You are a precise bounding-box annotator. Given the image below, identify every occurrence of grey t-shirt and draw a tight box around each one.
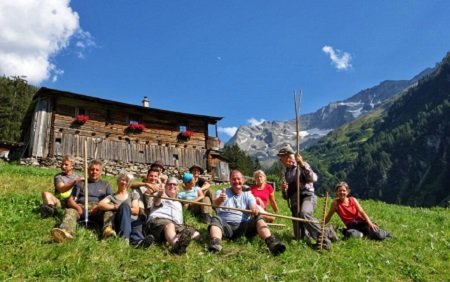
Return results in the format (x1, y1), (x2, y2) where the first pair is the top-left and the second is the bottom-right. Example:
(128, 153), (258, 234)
(71, 179), (113, 204)
(215, 188), (256, 223)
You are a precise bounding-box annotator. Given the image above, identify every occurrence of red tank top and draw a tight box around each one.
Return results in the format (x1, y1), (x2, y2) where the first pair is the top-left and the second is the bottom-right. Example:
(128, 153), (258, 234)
(335, 197), (364, 226)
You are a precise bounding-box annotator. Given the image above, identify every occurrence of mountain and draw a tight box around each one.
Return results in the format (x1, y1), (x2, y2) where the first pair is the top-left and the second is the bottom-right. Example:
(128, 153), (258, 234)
(305, 52), (450, 207)
(227, 67), (436, 167)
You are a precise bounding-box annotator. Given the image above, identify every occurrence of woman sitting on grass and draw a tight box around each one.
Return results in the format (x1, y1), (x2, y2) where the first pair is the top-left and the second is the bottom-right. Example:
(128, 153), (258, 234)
(98, 172), (154, 248)
(250, 170), (279, 222)
(325, 182), (390, 240)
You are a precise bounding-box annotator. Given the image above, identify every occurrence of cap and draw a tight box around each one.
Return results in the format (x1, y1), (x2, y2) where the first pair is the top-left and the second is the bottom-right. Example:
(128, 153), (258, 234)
(189, 164), (204, 174)
(182, 173), (194, 184)
(277, 144), (295, 156)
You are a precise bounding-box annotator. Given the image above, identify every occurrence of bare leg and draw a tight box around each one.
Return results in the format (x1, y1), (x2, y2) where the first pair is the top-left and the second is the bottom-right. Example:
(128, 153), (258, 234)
(209, 225), (223, 240)
(256, 219), (271, 240)
(164, 223), (177, 246)
(42, 192), (58, 206)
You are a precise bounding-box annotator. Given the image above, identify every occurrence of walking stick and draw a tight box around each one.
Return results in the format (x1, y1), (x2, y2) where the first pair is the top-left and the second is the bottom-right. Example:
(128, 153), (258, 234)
(318, 192), (329, 251)
(294, 90), (303, 239)
(148, 195), (321, 224)
(83, 139), (89, 227)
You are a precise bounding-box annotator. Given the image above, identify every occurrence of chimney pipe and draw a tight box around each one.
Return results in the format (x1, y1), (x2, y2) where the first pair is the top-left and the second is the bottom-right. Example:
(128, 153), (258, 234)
(142, 96), (149, 107)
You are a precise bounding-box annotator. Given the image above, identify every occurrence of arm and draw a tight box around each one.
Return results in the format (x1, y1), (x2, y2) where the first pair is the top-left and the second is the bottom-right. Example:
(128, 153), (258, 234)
(97, 197), (117, 211)
(131, 198), (140, 216)
(200, 181), (211, 192)
(324, 200), (337, 224)
(268, 192), (279, 213)
(353, 198), (378, 231)
(193, 187), (205, 202)
(153, 186), (164, 207)
(67, 196), (83, 216)
(54, 175), (82, 193)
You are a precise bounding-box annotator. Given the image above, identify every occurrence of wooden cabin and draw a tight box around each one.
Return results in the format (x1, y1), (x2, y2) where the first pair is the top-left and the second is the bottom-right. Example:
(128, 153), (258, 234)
(25, 87), (228, 179)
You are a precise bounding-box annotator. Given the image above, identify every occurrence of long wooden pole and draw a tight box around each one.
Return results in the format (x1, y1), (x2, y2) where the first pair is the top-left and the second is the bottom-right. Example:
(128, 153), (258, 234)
(294, 90), (303, 239)
(149, 195), (321, 224)
(84, 139), (89, 226)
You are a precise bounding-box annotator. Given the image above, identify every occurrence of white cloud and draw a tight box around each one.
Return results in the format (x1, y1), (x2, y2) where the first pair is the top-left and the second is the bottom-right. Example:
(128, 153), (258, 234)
(247, 118), (266, 126)
(322, 45), (352, 70)
(0, 0), (94, 84)
(218, 126), (238, 137)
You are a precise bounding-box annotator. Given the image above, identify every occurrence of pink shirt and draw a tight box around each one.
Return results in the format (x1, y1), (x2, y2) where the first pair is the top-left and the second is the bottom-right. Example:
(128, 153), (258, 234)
(250, 183), (274, 209)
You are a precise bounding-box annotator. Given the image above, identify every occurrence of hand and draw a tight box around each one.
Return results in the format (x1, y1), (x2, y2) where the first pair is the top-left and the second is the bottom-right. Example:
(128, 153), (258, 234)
(157, 185), (164, 197)
(90, 205), (99, 215)
(295, 153), (305, 167)
(250, 205), (259, 216)
(76, 207), (83, 216)
(368, 222), (379, 232)
(281, 181), (288, 193)
(218, 188), (227, 203)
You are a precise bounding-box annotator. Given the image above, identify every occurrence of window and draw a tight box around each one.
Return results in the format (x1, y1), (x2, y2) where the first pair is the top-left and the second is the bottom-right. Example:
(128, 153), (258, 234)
(129, 114), (142, 124)
(76, 107), (86, 115)
(179, 125), (187, 132)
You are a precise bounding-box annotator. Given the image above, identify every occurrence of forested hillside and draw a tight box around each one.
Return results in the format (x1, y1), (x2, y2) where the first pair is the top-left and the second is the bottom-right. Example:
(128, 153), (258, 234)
(0, 76), (37, 142)
(306, 53), (450, 207)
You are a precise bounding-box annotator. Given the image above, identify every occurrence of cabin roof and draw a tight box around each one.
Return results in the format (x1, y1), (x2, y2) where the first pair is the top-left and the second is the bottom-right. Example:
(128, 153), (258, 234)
(34, 87), (223, 124)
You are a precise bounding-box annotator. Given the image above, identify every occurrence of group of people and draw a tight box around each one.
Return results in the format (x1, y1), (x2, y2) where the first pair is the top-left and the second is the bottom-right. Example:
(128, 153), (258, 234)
(40, 145), (389, 255)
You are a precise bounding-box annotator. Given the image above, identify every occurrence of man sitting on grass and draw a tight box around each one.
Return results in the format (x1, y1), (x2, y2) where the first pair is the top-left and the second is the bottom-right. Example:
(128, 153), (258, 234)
(208, 170), (286, 256)
(146, 177), (200, 255)
(51, 159), (113, 242)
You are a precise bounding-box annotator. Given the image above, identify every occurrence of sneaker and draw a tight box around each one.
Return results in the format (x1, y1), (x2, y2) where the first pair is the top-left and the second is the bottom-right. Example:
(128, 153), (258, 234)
(208, 238), (222, 253)
(102, 225), (117, 239)
(40, 204), (56, 218)
(172, 228), (194, 255)
(133, 235), (155, 249)
(200, 213), (212, 224)
(265, 235), (286, 256)
(51, 228), (73, 243)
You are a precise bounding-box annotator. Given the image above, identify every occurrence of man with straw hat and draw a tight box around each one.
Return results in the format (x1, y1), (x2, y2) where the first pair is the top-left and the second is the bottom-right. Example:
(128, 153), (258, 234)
(51, 160), (113, 243)
(278, 144), (333, 250)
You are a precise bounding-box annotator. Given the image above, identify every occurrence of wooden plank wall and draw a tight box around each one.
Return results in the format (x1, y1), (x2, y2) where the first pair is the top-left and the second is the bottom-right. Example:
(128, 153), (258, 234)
(53, 133), (207, 168)
(29, 97), (53, 157)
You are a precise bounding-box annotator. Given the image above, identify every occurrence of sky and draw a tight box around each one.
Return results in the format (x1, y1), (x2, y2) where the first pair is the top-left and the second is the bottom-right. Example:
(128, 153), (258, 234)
(1, 0), (450, 143)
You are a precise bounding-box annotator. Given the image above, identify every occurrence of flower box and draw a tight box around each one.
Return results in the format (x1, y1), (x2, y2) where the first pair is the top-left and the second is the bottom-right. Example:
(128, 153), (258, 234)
(178, 130), (193, 141)
(73, 114), (89, 125)
(128, 123), (145, 133)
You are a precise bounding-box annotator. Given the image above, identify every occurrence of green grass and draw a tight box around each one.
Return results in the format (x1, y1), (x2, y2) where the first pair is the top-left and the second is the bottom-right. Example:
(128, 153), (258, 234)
(0, 163), (449, 281)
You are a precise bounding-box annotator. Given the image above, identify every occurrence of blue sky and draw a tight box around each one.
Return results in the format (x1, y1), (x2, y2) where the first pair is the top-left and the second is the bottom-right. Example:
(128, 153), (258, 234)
(1, 1), (450, 142)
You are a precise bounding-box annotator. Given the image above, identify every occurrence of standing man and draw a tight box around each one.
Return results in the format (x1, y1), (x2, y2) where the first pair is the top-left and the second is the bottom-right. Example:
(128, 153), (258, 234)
(207, 170), (286, 255)
(278, 144), (332, 250)
(51, 159), (113, 243)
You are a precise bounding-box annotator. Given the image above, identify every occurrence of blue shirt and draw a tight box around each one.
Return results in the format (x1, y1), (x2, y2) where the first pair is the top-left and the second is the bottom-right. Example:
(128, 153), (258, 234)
(177, 186), (200, 201)
(215, 188), (256, 223)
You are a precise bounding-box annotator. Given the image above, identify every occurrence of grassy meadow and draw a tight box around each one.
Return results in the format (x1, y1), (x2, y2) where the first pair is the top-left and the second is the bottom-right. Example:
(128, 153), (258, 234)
(0, 162), (449, 281)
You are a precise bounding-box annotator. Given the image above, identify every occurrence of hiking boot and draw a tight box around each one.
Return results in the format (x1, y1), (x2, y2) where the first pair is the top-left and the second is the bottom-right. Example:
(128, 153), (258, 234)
(172, 228), (194, 255)
(133, 234), (155, 249)
(200, 213), (211, 224)
(51, 228), (73, 243)
(102, 225), (117, 239)
(40, 204), (56, 218)
(208, 238), (222, 253)
(315, 237), (332, 251)
(265, 235), (286, 256)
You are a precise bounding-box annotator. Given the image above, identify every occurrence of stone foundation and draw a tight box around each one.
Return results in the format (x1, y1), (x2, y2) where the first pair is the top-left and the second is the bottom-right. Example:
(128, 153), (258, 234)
(19, 156), (214, 182)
